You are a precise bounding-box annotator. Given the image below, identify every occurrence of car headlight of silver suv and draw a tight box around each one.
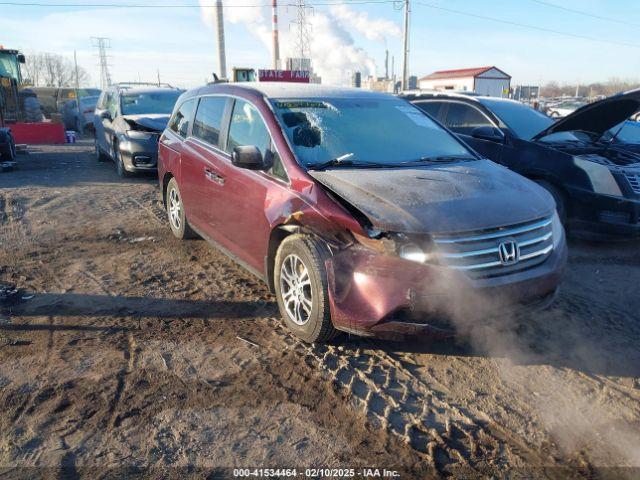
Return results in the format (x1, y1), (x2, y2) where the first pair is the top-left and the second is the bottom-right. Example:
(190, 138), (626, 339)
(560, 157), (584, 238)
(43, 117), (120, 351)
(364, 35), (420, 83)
(126, 130), (154, 141)
(573, 156), (622, 197)
(551, 210), (564, 249)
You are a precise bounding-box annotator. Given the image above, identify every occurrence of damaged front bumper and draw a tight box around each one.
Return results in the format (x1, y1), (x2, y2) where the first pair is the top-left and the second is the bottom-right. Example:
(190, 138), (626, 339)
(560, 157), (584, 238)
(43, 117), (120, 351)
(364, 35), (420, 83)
(325, 240), (567, 341)
(118, 135), (160, 172)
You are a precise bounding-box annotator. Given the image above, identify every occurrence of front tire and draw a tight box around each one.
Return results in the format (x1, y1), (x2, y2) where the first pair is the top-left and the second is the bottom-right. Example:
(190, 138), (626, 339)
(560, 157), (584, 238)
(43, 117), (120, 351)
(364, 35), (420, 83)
(274, 234), (337, 343)
(95, 138), (108, 162)
(166, 178), (195, 239)
(114, 142), (131, 178)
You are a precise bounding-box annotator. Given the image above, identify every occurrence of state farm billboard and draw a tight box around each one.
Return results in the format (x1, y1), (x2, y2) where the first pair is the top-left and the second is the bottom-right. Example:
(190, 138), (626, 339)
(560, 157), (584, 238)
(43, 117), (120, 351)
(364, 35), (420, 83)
(258, 69), (311, 83)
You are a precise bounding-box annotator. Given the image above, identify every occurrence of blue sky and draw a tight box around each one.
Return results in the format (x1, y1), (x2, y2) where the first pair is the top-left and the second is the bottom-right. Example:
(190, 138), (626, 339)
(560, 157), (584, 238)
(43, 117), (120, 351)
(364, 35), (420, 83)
(1, 0), (639, 88)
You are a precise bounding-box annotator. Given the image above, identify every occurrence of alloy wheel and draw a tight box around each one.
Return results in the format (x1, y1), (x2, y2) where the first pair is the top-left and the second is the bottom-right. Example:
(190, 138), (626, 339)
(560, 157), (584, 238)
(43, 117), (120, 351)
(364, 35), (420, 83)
(168, 188), (182, 231)
(279, 254), (313, 326)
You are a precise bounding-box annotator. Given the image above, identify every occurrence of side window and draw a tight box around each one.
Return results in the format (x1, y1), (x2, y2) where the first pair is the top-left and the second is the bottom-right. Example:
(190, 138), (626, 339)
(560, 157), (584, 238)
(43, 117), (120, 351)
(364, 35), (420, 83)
(106, 92), (118, 119)
(192, 96), (227, 147)
(414, 101), (444, 119)
(226, 99), (287, 181)
(444, 103), (493, 136)
(168, 98), (196, 138)
(226, 99), (271, 156)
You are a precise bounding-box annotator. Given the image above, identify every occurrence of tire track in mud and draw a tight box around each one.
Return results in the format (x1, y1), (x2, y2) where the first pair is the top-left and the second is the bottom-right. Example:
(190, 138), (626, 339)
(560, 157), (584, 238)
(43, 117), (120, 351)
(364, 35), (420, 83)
(272, 327), (555, 475)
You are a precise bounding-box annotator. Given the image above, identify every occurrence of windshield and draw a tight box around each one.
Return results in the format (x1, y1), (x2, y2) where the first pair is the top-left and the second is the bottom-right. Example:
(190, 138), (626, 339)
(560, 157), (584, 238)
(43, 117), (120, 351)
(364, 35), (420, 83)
(0, 53), (20, 81)
(121, 91), (181, 115)
(605, 121), (640, 144)
(271, 97), (473, 168)
(479, 99), (553, 140)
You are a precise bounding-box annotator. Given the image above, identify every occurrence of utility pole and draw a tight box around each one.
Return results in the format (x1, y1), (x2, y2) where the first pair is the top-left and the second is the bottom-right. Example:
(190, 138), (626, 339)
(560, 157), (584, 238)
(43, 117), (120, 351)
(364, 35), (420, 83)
(272, 0), (280, 69)
(74, 50), (81, 132)
(157, 68), (161, 86)
(92, 37), (112, 91)
(401, 0), (410, 91)
(214, 0), (227, 80)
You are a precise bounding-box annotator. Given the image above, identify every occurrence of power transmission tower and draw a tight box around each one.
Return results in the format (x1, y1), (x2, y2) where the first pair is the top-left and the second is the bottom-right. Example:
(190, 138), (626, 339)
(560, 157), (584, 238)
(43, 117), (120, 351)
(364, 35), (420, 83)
(291, 0), (312, 61)
(92, 37), (112, 90)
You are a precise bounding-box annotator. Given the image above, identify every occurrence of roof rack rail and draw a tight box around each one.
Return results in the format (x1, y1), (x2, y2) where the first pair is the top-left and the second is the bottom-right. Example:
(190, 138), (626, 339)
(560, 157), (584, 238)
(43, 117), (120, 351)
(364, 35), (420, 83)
(114, 82), (177, 89)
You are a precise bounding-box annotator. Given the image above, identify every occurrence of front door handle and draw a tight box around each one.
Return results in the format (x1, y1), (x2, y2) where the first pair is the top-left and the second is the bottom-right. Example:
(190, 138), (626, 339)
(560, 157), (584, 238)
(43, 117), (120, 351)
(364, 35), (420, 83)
(204, 168), (225, 185)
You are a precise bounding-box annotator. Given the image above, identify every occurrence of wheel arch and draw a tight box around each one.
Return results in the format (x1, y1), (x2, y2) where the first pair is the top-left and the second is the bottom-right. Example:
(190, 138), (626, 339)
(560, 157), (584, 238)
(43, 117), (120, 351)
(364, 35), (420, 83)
(162, 172), (175, 208)
(524, 171), (571, 215)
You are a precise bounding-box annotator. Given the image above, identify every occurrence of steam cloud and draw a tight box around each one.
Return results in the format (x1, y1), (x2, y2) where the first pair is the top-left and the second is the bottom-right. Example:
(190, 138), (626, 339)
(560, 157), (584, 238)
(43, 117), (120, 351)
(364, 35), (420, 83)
(198, 0), (402, 85)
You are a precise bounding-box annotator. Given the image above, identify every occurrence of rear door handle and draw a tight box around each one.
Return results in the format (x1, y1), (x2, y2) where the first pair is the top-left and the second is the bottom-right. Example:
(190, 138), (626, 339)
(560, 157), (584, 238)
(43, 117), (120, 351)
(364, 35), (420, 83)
(204, 168), (225, 185)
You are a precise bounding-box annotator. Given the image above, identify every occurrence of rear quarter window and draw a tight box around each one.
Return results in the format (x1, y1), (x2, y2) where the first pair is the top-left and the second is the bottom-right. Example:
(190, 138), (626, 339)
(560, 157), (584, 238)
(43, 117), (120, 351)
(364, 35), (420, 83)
(168, 98), (197, 138)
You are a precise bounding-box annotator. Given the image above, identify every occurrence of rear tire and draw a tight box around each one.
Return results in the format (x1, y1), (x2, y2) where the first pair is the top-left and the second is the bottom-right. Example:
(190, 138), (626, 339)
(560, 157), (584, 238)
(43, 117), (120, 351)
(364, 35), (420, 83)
(535, 180), (567, 224)
(166, 177), (196, 239)
(274, 234), (337, 344)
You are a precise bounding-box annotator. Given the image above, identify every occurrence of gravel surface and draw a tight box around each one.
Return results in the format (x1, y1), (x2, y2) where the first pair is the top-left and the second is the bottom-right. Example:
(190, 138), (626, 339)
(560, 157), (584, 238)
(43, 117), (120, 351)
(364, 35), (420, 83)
(1, 139), (639, 479)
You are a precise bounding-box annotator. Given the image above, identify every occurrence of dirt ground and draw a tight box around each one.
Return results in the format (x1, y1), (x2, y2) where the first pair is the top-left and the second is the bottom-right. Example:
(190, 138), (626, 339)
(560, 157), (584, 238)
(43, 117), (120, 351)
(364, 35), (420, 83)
(1, 139), (639, 479)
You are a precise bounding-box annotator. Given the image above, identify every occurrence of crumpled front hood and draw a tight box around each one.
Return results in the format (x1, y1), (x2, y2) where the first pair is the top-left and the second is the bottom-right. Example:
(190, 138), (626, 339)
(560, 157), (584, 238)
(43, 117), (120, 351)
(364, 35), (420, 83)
(533, 88), (640, 141)
(122, 114), (170, 132)
(309, 160), (555, 234)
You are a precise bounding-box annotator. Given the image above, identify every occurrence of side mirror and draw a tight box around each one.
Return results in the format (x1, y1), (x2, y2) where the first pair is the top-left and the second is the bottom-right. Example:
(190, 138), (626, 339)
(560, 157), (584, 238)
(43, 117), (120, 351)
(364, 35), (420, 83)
(99, 110), (112, 121)
(232, 146), (269, 170)
(471, 126), (503, 143)
(17, 54), (26, 64)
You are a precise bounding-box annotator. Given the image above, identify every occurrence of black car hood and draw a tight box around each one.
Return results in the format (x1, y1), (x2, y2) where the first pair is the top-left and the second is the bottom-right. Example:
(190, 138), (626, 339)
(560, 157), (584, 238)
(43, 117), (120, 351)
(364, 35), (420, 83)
(122, 114), (170, 132)
(533, 89), (640, 141)
(309, 160), (554, 234)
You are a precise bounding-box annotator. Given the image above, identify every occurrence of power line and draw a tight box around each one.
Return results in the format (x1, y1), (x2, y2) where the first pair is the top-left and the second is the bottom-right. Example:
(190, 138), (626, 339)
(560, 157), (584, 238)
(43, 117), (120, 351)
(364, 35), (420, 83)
(0, 0), (396, 7)
(530, 0), (640, 29)
(414, 1), (640, 49)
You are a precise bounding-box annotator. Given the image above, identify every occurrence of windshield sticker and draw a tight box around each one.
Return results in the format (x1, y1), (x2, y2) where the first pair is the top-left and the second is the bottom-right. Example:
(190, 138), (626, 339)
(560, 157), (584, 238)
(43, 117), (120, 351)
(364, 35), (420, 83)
(275, 101), (327, 110)
(395, 105), (436, 128)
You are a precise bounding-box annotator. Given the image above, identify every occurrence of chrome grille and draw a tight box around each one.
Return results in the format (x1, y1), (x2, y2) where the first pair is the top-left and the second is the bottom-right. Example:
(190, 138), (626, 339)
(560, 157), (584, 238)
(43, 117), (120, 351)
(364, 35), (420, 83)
(625, 173), (640, 194)
(432, 217), (554, 279)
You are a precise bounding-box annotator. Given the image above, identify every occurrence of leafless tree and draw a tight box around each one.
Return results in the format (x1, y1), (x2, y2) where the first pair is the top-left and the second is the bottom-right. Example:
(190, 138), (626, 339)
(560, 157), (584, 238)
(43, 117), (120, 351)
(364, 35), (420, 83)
(23, 52), (90, 87)
(542, 78), (640, 99)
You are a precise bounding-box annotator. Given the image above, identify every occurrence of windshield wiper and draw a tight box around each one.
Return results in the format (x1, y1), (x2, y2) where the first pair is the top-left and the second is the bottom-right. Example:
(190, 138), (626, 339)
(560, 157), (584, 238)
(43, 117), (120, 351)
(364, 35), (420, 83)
(307, 154), (393, 171)
(399, 155), (477, 165)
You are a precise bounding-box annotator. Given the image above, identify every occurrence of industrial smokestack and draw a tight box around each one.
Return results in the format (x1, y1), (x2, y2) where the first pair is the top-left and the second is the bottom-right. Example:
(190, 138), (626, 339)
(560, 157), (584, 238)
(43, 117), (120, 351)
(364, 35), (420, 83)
(385, 49), (389, 80)
(215, 0), (227, 80)
(272, 0), (280, 70)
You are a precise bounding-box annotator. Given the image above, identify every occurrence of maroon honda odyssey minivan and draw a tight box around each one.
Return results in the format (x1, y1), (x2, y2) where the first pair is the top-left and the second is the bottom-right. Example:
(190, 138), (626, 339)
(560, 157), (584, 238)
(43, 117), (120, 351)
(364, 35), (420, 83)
(158, 83), (567, 343)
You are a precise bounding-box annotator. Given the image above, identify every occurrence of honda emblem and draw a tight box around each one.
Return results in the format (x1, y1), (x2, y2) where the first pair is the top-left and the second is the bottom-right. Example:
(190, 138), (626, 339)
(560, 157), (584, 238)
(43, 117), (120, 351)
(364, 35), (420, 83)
(498, 240), (520, 266)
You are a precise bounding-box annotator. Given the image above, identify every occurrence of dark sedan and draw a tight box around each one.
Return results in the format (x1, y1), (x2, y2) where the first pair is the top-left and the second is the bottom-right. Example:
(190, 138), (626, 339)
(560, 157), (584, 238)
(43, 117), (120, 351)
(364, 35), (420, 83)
(405, 90), (640, 240)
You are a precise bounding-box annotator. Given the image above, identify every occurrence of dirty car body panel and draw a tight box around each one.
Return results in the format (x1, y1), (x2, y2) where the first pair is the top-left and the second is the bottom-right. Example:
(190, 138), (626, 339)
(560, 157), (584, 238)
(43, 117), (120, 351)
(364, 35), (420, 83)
(159, 83), (566, 341)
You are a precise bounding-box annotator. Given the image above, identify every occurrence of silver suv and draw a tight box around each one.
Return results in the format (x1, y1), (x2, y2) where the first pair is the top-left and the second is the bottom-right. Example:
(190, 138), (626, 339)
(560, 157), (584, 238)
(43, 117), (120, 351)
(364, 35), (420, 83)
(94, 83), (183, 177)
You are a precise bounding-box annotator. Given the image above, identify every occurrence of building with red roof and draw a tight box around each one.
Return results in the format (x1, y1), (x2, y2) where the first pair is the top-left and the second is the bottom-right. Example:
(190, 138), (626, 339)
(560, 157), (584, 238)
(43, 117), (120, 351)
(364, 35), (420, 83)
(418, 66), (511, 97)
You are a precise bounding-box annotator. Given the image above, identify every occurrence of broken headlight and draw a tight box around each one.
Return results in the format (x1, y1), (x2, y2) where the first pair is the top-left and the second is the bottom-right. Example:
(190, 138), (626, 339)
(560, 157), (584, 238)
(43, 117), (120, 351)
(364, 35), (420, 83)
(126, 130), (154, 141)
(398, 243), (431, 264)
(354, 231), (434, 264)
